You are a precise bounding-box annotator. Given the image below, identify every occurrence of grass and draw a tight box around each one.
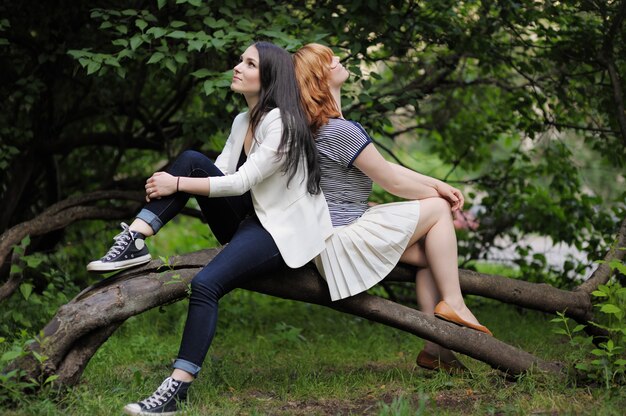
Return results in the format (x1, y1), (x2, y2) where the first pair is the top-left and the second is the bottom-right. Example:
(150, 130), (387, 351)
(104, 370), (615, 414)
(2, 216), (626, 415)
(5, 294), (626, 415)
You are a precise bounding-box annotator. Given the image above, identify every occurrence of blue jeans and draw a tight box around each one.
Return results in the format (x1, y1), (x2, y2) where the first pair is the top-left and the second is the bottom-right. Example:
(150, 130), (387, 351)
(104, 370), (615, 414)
(138, 150), (285, 376)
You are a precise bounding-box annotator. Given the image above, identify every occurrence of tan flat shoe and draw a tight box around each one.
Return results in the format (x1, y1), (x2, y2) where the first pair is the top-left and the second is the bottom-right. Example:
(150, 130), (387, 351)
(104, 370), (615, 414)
(434, 301), (493, 336)
(416, 350), (467, 374)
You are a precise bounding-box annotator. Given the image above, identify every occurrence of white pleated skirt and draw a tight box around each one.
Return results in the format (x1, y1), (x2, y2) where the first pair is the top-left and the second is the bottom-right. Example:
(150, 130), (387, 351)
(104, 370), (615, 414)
(314, 201), (420, 301)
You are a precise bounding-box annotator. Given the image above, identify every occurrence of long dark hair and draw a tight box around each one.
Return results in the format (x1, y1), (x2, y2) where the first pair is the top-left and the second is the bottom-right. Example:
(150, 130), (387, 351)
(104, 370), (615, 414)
(248, 41), (321, 195)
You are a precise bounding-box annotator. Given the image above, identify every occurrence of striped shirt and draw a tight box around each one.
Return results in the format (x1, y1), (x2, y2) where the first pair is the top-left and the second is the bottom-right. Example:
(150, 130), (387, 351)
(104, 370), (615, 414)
(316, 118), (373, 226)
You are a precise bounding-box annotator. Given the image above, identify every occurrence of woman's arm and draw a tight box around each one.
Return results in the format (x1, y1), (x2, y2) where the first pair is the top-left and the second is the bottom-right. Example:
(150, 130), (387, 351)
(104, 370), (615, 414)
(353, 144), (464, 211)
(145, 110), (284, 200)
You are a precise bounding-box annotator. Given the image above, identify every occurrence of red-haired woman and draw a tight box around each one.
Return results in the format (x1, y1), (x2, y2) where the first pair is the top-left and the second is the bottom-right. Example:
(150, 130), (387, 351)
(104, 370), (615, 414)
(294, 43), (492, 374)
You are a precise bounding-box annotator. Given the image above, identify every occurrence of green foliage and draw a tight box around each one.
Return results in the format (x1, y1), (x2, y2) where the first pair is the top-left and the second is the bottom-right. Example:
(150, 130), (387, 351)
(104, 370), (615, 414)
(551, 261), (626, 389)
(1, 250), (80, 337)
(265, 321), (306, 344)
(1, 0), (623, 290)
(0, 332), (59, 406)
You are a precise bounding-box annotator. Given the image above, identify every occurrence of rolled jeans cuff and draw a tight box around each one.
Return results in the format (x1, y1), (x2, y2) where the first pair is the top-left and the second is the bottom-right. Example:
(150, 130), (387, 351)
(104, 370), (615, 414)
(172, 358), (201, 377)
(136, 209), (163, 234)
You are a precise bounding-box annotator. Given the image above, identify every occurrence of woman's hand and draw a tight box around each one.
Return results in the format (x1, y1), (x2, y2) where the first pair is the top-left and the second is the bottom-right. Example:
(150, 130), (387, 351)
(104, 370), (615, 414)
(145, 171), (177, 202)
(435, 182), (464, 212)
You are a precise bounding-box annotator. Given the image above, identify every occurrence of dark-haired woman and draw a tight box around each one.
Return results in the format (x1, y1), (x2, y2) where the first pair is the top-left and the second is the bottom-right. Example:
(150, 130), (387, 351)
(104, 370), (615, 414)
(88, 42), (332, 415)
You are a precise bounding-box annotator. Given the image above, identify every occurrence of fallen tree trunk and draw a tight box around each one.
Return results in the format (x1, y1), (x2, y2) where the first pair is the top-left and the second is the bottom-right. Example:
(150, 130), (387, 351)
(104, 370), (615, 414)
(2, 190), (623, 389)
(7, 248), (563, 388)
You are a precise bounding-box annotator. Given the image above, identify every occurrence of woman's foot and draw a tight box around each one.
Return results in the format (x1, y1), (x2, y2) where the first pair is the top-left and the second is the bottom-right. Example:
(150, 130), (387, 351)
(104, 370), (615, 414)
(416, 348), (467, 374)
(434, 301), (492, 336)
(86, 222), (152, 272)
(123, 377), (191, 415)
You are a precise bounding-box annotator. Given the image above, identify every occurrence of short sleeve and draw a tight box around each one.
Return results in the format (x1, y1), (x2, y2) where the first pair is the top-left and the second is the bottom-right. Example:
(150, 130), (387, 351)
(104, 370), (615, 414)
(318, 119), (372, 168)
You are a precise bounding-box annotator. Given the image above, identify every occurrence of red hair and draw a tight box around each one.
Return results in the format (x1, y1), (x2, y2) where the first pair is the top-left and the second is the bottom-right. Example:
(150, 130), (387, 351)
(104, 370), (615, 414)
(294, 43), (342, 134)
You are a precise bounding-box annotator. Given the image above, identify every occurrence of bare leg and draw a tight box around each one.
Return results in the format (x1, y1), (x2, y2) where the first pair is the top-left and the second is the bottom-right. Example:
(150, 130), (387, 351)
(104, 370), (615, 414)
(401, 242), (463, 364)
(171, 369), (194, 383)
(129, 218), (155, 237)
(403, 197), (482, 327)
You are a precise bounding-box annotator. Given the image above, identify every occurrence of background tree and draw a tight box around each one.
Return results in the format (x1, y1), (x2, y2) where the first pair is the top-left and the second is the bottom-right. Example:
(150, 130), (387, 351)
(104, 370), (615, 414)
(0, 0), (625, 393)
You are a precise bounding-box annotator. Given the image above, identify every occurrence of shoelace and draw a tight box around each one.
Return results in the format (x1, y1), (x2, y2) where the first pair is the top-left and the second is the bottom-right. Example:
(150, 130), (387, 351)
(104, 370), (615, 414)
(103, 222), (135, 260)
(140, 377), (178, 409)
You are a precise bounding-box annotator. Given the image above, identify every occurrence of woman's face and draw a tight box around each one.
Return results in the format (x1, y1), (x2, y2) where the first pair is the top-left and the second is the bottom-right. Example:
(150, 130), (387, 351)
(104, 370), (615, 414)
(231, 45), (261, 96)
(327, 55), (350, 89)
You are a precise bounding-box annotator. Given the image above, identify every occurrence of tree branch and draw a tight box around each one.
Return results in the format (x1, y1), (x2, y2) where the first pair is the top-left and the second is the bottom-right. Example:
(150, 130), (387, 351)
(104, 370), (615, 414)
(0, 191), (144, 302)
(575, 217), (626, 294)
(7, 249), (564, 388)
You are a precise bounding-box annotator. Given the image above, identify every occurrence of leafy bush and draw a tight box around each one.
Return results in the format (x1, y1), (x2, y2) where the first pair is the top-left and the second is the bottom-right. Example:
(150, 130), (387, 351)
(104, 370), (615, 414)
(552, 258), (626, 388)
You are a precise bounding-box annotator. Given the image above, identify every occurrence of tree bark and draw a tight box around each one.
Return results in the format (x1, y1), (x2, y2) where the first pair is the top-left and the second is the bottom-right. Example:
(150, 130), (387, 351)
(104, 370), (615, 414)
(0, 191), (143, 302)
(6, 249), (564, 388)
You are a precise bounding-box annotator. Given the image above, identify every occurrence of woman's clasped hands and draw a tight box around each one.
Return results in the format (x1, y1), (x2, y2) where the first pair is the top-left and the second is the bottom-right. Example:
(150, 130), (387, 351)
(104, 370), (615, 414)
(145, 171), (177, 202)
(434, 182), (464, 212)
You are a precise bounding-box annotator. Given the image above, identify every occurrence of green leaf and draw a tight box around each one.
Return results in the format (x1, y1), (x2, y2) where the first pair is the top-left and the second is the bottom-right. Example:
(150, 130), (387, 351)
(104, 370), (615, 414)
(190, 68), (211, 78)
(19, 283), (33, 300)
(572, 324), (586, 333)
(188, 0), (202, 6)
(32, 351), (45, 363)
(44, 375), (59, 385)
(136, 19), (148, 32)
(170, 21), (187, 28)
(86, 61), (101, 75)
(166, 30), (187, 39)
(187, 40), (204, 52)
(608, 260), (626, 274)
(600, 304), (622, 315)
(211, 37), (226, 50)
(10, 264), (22, 275)
(203, 80), (215, 95)
(147, 27), (167, 38)
(164, 58), (177, 74)
(157, 0), (167, 9)
(147, 52), (165, 64)
(591, 290), (608, 297)
(173, 51), (188, 64)
(24, 255), (43, 268)
(112, 39), (129, 47)
(130, 35), (143, 51)
(2, 350), (22, 361)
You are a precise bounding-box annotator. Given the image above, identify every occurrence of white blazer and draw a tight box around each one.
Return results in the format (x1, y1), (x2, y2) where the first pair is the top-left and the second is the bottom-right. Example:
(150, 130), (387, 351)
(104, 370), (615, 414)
(210, 108), (333, 268)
